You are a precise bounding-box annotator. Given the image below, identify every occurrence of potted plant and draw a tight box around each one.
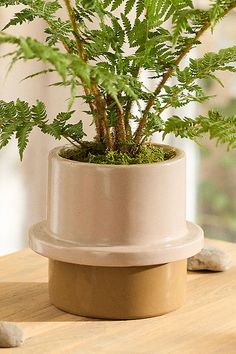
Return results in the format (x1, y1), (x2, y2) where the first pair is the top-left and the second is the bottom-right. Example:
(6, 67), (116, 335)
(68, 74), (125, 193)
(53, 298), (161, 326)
(0, 0), (236, 319)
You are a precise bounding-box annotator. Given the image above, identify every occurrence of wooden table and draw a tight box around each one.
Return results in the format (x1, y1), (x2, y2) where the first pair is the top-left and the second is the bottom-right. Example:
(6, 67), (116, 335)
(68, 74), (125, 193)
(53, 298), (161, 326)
(0, 239), (236, 354)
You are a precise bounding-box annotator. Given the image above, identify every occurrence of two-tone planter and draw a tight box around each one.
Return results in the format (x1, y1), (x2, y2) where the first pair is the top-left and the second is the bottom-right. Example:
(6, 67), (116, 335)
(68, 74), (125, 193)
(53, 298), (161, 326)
(29, 145), (204, 319)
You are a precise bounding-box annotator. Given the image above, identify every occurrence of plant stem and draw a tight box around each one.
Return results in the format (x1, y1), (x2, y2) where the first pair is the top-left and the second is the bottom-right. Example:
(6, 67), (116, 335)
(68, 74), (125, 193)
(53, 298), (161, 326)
(123, 65), (140, 139)
(124, 106), (132, 140)
(92, 85), (113, 149)
(124, 4), (149, 142)
(133, 2), (236, 145)
(115, 101), (127, 151)
(63, 0), (86, 61)
(63, 135), (80, 148)
(63, 0), (109, 143)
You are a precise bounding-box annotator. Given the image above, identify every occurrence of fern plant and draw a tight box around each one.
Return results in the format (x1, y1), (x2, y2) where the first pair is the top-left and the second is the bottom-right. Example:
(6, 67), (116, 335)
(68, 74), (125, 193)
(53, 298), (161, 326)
(1, 0), (236, 161)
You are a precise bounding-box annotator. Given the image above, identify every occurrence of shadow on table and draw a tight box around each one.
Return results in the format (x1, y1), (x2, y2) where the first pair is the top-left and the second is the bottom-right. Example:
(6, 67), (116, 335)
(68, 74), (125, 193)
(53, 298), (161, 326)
(0, 282), (98, 322)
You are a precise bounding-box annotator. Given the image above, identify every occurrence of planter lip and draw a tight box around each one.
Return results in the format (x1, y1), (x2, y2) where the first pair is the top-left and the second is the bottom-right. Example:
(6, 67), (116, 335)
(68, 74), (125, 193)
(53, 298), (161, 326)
(29, 220), (204, 267)
(50, 143), (185, 168)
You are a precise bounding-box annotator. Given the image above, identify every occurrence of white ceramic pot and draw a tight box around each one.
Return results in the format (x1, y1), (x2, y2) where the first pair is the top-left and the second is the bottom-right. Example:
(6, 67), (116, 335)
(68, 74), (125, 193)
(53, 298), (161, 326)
(29, 144), (204, 319)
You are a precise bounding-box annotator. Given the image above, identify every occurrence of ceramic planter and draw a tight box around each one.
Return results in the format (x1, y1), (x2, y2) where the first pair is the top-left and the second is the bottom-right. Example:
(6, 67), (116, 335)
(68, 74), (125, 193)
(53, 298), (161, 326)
(29, 144), (204, 319)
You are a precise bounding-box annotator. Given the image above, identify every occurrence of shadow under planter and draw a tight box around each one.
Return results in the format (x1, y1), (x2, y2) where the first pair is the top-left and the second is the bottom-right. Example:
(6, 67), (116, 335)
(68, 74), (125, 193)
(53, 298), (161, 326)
(29, 145), (204, 319)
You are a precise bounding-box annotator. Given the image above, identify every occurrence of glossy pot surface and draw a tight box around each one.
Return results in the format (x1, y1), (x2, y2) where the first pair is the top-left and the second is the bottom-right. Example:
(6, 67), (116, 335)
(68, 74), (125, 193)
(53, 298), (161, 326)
(46, 145), (187, 247)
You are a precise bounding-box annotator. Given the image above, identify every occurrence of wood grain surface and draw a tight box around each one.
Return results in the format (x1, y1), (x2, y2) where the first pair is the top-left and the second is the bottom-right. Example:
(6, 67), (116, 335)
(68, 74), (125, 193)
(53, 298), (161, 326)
(0, 238), (235, 354)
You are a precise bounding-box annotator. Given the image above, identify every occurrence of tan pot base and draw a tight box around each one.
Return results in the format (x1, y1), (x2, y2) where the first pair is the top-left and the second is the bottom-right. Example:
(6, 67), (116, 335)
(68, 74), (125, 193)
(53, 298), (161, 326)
(48, 259), (187, 320)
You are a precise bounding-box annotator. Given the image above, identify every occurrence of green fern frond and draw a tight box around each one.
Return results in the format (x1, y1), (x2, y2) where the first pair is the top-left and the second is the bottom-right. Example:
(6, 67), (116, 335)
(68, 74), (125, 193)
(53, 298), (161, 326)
(144, 113), (164, 137)
(111, 0), (123, 11)
(210, 0), (235, 27)
(0, 123), (17, 149)
(136, 0), (144, 17)
(163, 115), (203, 139)
(2, 0), (73, 51)
(152, 0), (193, 26)
(0, 99), (86, 158)
(121, 13), (132, 32)
(181, 46), (236, 81)
(199, 110), (236, 149)
(0, 100), (18, 148)
(172, 9), (208, 45)
(31, 101), (47, 124)
(0, 0), (27, 6)
(43, 111), (85, 142)
(124, 0), (135, 14)
(0, 100), (33, 157)
(0, 32), (91, 85)
(163, 111), (236, 150)
(43, 111), (74, 139)
(20, 69), (55, 82)
(3, 9), (35, 30)
(16, 123), (34, 159)
(103, 0), (111, 8)
(63, 121), (86, 142)
(3, 0), (62, 30)
(160, 83), (212, 109)
(159, 46), (236, 111)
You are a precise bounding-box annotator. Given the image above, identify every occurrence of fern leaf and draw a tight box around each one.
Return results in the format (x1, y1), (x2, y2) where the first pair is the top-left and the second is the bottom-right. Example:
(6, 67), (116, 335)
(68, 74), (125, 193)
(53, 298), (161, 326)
(136, 0), (144, 17)
(161, 45), (236, 110)
(0, 100), (17, 118)
(15, 99), (31, 120)
(111, 0), (123, 11)
(3, 9), (35, 30)
(103, 0), (111, 8)
(16, 123), (33, 160)
(41, 110), (86, 142)
(31, 101), (47, 124)
(64, 121), (86, 142)
(125, 0), (136, 15)
(144, 113), (164, 137)
(3, 0), (62, 30)
(20, 69), (54, 82)
(0, 98), (87, 157)
(0, 123), (17, 148)
(0, 32), (91, 85)
(121, 13), (132, 32)
(163, 115), (202, 139)
(199, 110), (236, 149)
(111, 17), (125, 47)
(163, 111), (236, 150)
(210, 0), (234, 27)
(176, 46), (236, 86)
(0, 0), (26, 6)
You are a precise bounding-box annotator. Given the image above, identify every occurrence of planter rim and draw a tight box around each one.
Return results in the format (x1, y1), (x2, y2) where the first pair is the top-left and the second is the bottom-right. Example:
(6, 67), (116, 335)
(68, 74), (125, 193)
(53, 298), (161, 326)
(29, 220), (204, 267)
(50, 143), (184, 168)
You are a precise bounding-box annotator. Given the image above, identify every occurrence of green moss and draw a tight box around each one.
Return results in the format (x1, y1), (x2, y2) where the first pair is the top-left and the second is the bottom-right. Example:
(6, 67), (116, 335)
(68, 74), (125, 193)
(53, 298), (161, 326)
(60, 143), (176, 165)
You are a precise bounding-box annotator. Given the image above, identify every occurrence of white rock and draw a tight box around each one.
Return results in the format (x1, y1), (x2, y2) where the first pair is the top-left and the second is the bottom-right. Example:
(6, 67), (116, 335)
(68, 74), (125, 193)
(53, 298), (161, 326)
(187, 246), (233, 272)
(0, 322), (24, 348)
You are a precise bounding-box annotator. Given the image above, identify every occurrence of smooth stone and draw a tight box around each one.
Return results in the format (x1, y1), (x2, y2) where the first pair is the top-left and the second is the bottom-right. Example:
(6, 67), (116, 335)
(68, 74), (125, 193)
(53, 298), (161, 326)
(0, 322), (24, 348)
(187, 246), (233, 272)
